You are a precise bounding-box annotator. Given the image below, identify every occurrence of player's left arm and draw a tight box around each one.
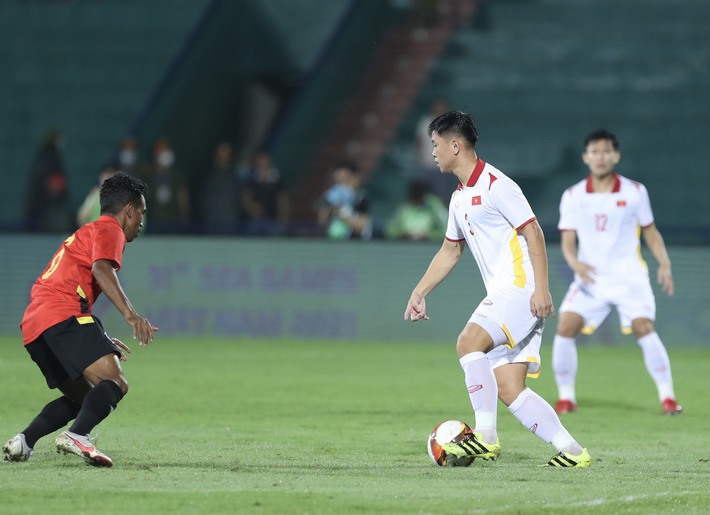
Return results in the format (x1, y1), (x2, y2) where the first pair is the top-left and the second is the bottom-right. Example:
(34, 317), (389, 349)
(519, 220), (555, 319)
(92, 259), (158, 345)
(641, 223), (674, 296)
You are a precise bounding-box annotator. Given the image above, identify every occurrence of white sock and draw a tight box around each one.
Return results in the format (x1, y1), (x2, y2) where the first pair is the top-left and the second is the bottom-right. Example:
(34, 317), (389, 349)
(460, 351), (498, 443)
(552, 335), (578, 403)
(508, 388), (583, 456)
(638, 332), (675, 401)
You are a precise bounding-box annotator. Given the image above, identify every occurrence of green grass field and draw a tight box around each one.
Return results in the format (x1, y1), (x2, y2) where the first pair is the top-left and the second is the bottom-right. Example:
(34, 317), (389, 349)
(1, 336), (708, 514)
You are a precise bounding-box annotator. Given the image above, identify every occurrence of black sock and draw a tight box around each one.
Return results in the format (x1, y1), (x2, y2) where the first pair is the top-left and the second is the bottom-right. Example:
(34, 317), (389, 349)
(22, 396), (81, 448)
(68, 380), (124, 436)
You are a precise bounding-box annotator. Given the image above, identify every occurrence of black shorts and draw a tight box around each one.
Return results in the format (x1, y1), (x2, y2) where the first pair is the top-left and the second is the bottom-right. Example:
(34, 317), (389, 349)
(26, 315), (120, 389)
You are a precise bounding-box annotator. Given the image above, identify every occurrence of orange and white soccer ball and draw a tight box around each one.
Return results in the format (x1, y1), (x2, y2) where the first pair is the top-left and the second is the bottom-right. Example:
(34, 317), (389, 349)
(427, 420), (475, 467)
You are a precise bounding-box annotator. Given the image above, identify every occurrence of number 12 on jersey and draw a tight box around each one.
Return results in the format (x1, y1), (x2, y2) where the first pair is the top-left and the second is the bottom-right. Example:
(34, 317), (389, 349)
(595, 213), (607, 232)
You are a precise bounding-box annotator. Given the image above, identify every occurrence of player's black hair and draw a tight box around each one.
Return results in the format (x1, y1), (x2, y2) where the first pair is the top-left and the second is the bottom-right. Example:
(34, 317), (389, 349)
(427, 110), (479, 148)
(584, 129), (619, 151)
(100, 172), (148, 215)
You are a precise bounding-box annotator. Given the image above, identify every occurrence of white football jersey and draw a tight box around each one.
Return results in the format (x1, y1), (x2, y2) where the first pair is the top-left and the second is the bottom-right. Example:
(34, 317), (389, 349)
(446, 159), (537, 292)
(558, 173), (653, 282)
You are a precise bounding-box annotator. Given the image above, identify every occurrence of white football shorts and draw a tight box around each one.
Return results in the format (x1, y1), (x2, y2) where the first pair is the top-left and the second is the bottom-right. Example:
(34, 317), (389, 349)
(559, 277), (656, 335)
(468, 285), (544, 378)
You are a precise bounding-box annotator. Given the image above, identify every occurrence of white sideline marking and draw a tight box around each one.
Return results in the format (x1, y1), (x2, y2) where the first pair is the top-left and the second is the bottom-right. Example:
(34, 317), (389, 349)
(564, 491), (694, 508)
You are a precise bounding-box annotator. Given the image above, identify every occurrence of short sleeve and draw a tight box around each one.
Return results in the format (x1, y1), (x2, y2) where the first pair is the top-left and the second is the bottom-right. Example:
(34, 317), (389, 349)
(91, 223), (125, 270)
(558, 188), (576, 231)
(489, 177), (536, 229)
(636, 183), (654, 227)
(444, 197), (464, 241)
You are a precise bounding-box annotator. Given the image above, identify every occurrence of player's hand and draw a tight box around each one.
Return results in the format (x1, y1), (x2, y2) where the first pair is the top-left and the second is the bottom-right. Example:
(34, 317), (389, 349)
(657, 264), (674, 296)
(127, 314), (159, 346)
(573, 261), (596, 284)
(530, 289), (555, 319)
(405, 292), (430, 321)
(111, 337), (131, 361)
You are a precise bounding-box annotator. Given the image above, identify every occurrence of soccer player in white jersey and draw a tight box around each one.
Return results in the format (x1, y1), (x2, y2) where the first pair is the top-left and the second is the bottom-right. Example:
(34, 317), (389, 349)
(404, 111), (590, 467)
(552, 129), (681, 416)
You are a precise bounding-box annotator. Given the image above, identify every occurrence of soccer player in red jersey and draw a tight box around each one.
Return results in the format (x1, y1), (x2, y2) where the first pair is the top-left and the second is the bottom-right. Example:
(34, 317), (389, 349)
(3, 172), (157, 467)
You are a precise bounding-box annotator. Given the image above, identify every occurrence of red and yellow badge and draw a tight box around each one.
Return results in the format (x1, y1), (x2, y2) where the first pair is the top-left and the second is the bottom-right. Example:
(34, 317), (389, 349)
(471, 196), (482, 205)
(617, 200), (627, 207)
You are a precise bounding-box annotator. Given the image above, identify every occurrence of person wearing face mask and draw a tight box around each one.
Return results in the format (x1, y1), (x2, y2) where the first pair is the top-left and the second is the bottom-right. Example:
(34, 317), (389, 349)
(141, 136), (190, 233)
(3, 173), (158, 468)
(116, 136), (141, 177)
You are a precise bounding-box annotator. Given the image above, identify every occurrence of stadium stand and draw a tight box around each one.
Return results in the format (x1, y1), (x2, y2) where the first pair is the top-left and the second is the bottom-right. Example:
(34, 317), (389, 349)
(2, 0), (708, 241)
(373, 0), (710, 241)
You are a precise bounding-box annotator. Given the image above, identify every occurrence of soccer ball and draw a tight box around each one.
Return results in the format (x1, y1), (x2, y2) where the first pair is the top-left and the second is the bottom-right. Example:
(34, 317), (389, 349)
(427, 419), (476, 467)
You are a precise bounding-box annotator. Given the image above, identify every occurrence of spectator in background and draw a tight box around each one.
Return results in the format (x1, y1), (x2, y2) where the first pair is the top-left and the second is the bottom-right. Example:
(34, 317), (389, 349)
(141, 136), (190, 233)
(76, 164), (117, 226)
(317, 163), (371, 240)
(116, 136), (141, 177)
(415, 97), (457, 202)
(385, 179), (446, 241)
(241, 150), (289, 236)
(201, 142), (242, 234)
(23, 129), (74, 233)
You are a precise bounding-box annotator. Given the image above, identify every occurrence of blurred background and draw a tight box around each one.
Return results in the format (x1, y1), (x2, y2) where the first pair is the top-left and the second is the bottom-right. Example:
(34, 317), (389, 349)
(0, 0), (708, 343)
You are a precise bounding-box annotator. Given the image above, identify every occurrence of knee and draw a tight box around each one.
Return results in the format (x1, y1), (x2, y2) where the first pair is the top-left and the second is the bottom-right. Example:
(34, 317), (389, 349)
(632, 319), (654, 339)
(114, 378), (129, 396)
(455, 336), (470, 357)
(497, 383), (524, 407)
(556, 313), (584, 338)
(557, 326), (577, 338)
(456, 336), (486, 358)
(456, 327), (493, 358)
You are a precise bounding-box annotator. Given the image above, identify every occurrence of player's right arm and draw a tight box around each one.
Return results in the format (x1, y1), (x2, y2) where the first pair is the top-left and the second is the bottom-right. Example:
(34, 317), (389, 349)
(560, 230), (595, 284)
(404, 238), (463, 321)
(92, 259), (157, 346)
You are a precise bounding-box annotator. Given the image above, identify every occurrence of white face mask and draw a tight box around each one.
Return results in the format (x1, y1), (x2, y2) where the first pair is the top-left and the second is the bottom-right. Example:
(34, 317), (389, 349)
(157, 150), (174, 168)
(120, 150), (136, 166)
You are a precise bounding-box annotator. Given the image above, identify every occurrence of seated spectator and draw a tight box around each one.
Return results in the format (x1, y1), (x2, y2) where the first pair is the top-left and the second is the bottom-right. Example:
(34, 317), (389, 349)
(385, 179), (447, 241)
(241, 150), (290, 236)
(317, 163), (371, 240)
